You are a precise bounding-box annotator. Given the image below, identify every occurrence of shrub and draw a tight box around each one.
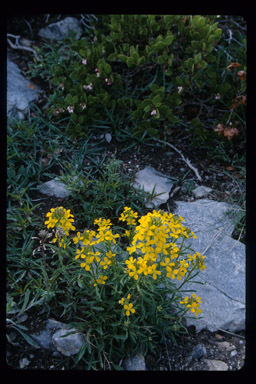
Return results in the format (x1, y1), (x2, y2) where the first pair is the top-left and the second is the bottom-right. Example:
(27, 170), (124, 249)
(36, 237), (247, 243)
(37, 15), (223, 139)
(36, 205), (206, 368)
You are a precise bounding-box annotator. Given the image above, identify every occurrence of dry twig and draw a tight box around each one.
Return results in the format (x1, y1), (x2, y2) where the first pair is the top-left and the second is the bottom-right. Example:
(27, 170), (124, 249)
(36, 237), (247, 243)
(7, 33), (39, 61)
(153, 137), (202, 182)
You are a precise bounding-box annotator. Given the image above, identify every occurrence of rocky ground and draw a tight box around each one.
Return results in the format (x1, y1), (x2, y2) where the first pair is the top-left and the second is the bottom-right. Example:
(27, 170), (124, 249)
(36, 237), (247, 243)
(6, 15), (248, 371)
(6, 306), (246, 371)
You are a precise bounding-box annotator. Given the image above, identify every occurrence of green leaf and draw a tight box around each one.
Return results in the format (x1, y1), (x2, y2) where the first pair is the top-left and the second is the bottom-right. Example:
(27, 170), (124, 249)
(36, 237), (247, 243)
(105, 63), (112, 74)
(13, 327), (41, 349)
(108, 53), (117, 61)
(65, 94), (73, 105)
(51, 77), (60, 86)
(113, 333), (128, 340)
(118, 54), (127, 63)
(127, 57), (135, 67)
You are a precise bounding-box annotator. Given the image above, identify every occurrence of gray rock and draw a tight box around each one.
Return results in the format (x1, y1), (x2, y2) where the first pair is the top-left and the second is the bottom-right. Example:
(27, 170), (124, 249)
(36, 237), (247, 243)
(30, 318), (66, 349)
(133, 166), (173, 208)
(7, 58), (41, 119)
(173, 199), (245, 333)
(191, 344), (207, 359)
(52, 328), (85, 357)
(204, 359), (229, 371)
(19, 357), (30, 369)
(192, 186), (212, 198)
(38, 17), (82, 40)
(217, 341), (236, 352)
(31, 318), (85, 356)
(123, 354), (146, 370)
(37, 177), (71, 198)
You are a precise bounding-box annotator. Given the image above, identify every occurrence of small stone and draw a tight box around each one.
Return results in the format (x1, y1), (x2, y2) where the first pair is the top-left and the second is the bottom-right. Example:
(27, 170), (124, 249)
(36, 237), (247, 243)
(19, 357), (30, 369)
(52, 328), (85, 357)
(205, 359), (229, 371)
(105, 133), (112, 143)
(191, 344), (207, 359)
(230, 349), (237, 357)
(217, 341), (236, 352)
(123, 354), (146, 371)
(192, 185), (212, 198)
(133, 166), (173, 208)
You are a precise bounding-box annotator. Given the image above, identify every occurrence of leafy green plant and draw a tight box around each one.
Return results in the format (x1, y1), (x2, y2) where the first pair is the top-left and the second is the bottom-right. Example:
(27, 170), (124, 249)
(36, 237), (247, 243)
(35, 205), (207, 369)
(31, 15), (223, 140)
(60, 157), (159, 229)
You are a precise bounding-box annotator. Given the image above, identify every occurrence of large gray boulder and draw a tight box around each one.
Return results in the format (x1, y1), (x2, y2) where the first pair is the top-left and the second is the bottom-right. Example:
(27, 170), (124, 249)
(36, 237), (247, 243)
(38, 17), (82, 40)
(173, 199), (245, 333)
(7, 58), (41, 119)
(133, 166), (174, 208)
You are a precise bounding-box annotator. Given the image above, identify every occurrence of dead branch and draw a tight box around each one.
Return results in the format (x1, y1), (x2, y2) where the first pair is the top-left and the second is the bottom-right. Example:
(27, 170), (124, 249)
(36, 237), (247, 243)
(7, 33), (39, 61)
(153, 137), (202, 182)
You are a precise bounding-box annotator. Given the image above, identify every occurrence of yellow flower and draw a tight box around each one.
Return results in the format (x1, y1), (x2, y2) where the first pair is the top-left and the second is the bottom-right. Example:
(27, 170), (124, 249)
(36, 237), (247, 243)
(75, 247), (85, 259)
(93, 275), (107, 286)
(180, 294), (203, 317)
(124, 303), (135, 316)
(45, 207), (75, 234)
(100, 256), (112, 269)
(119, 294), (135, 316)
(119, 207), (138, 226)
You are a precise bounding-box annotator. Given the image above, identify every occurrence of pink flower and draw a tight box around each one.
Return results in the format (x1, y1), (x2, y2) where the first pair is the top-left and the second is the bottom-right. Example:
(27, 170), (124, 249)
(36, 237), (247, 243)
(177, 86), (183, 94)
(105, 78), (111, 85)
(82, 58), (87, 65)
(151, 109), (157, 116)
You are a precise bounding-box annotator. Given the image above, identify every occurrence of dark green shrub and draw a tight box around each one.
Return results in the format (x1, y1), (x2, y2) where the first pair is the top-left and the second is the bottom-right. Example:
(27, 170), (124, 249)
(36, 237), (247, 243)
(39, 15), (223, 139)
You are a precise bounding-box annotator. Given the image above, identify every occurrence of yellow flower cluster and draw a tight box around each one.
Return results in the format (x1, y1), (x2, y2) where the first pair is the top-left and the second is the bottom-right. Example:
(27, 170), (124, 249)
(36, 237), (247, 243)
(125, 210), (199, 281)
(160, 257), (189, 280)
(45, 206), (205, 318)
(93, 275), (108, 287)
(119, 294), (135, 316)
(45, 207), (76, 247)
(94, 218), (120, 243)
(187, 252), (206, 272)
(73, 219), (118, 274)
(119, 206), (138, 226)
(179, 293), (203, 317)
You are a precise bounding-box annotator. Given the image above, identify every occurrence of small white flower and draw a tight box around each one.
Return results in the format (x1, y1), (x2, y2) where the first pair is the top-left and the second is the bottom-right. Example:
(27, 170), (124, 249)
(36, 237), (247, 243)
(151, 109), (157, 116)
(80, 102), (86, 110)
(83, 83), (93, 91)
(177, 86), (183, 94)
(215, 93), (221, 100)
(105, 78), (111, 85)
(82, 58), (87, 65)
(67, 105), (74, 114)
(59, 83), (64, 90)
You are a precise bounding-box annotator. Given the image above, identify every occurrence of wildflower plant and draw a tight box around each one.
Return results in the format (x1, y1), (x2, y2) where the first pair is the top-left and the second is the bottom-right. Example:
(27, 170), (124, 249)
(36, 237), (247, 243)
(41, 206), (206, 368)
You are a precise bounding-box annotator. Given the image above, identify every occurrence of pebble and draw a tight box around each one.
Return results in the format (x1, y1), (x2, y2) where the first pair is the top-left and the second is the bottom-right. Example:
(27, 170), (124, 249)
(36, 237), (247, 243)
(123, 354), (146, 370)
(217, 341), (236, 352)
(19, 357), (30, 369)
(191, 344), (207, 360)
(230, 350), (237, 357)
(205, 359), (229, 371)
